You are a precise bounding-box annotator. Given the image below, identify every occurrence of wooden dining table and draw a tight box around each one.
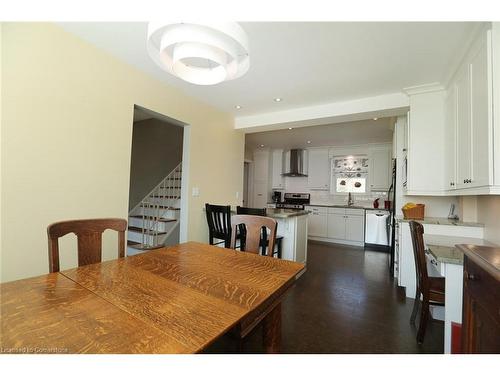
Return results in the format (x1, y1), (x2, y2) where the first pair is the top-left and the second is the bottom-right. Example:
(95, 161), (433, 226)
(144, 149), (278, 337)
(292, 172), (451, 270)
(0, 241), (305, 354)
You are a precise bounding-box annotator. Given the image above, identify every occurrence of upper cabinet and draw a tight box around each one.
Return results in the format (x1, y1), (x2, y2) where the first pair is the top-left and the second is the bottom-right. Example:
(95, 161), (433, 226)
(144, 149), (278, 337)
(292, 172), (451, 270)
(271, 149), (284, 189)
(369, 147), (391, 191)
(405, 89), (447, 195)
(406, 24), (500, 196)
(308, 148), (330, 190)
(444, 26), (499, 195)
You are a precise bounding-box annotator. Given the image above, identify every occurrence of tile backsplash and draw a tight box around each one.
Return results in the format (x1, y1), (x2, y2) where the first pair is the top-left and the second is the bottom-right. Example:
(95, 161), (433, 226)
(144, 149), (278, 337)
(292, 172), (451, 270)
(277, 176), (388, 208)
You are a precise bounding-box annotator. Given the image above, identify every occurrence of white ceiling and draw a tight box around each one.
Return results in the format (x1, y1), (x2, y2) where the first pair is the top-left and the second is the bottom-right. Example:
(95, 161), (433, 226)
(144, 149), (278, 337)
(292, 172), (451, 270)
(245, 117), (394, 151)
(59, 22), (477, 117)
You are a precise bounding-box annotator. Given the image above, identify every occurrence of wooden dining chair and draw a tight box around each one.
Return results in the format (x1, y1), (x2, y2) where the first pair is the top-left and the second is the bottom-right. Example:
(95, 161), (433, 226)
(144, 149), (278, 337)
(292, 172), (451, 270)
(236, 206), (283, 258)
(230, 214), (277, 256)
(47, 218), (127, 273)
(205, 203), (232, 248)
(409, 220), (445, 344)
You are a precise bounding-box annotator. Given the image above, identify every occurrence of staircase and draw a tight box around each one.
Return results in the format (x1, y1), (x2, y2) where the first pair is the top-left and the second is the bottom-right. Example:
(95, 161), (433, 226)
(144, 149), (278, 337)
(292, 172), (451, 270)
(127, 162), (182, 255)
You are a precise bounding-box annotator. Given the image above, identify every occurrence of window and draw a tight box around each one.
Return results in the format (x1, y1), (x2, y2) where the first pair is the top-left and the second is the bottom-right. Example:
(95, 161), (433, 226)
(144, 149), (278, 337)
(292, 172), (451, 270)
(332, 155), (369, 194)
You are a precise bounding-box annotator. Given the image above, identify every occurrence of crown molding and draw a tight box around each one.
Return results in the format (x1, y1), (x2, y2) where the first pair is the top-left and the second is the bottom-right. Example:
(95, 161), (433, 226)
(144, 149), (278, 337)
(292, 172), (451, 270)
(402, 82), (445, 96)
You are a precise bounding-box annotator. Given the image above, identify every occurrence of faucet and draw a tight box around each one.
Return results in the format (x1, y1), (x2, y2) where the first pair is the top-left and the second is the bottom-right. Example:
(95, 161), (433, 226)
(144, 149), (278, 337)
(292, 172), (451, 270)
(347, 192), (354, 206)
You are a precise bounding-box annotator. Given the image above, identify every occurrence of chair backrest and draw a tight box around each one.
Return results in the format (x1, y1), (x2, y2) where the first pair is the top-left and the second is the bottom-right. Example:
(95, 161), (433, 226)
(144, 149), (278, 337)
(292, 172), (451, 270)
(230, 214), (277, 255)
(47, 218), (127, 273)
(409, 220), (429, 297)
(236, 206), (267, 250)
(236, 206), (266, 216)
(205, 204), (232, 242)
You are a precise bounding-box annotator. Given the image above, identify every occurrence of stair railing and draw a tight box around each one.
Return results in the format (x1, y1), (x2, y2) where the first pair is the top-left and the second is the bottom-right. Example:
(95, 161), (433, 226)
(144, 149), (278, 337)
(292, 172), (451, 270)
(129, 162), (182, 249)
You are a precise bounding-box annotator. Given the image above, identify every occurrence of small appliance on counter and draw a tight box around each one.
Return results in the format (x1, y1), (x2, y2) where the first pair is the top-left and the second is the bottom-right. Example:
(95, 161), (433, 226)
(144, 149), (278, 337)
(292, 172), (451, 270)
(373, 198), (380, 208)
(276, 193), (310, 210)
(272, 191), (282, 203)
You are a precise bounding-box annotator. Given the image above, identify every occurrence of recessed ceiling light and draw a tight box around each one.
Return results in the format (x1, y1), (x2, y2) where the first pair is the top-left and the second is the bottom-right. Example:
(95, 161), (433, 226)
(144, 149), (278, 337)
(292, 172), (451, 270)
(260, 144), (265, 147)
(373, 117), (378, 121)
(307, 140), (311, 144)
(288, 127), (293, 130)
(235, 105), (242, 109)
(274, 98), (282, 102)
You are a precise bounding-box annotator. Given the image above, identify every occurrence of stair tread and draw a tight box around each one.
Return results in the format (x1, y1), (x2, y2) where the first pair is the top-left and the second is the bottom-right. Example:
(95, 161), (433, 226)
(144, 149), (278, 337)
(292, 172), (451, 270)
(150, 195), (179, 198)
(129, 215), (176, 222)
(127, 240), (164, 251)
(128, 226), (167, 235)
(139, 204), (180, 210)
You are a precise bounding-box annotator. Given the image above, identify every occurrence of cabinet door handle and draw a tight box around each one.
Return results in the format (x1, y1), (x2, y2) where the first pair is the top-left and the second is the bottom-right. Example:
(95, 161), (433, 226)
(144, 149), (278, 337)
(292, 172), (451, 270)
(466, 272), (479, 281)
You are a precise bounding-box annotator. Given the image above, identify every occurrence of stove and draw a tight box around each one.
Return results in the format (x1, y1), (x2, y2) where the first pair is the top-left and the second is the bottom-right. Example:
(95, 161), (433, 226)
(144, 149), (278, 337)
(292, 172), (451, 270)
(276, 193), (310, 210)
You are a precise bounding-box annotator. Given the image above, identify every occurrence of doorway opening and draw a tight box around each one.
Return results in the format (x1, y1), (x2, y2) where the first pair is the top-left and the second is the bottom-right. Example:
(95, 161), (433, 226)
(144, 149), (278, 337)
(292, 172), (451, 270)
(127, 105), (189, 255)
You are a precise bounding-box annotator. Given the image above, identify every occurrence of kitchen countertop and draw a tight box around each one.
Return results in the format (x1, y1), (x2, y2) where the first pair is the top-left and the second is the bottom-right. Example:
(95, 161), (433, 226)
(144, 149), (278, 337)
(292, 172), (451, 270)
(305, 204), (375, 210)
(396, 216), (484, 227)
(265, 208), (310, 218)
(424, 234), (494, 265)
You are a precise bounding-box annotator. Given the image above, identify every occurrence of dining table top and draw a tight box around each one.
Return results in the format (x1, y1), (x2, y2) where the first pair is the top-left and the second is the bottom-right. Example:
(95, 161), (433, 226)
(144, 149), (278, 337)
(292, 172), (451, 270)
(1, 241), (305, 354)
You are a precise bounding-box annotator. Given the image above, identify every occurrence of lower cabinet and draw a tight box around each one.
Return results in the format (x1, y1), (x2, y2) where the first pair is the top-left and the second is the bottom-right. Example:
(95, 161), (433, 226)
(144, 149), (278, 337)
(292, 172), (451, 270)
(308, 211), (328, 237)
(306, 206), (364, 246)
(327, 212), (346, 239)
(345, 215), (364, 242)
(461, 249), (500, 353)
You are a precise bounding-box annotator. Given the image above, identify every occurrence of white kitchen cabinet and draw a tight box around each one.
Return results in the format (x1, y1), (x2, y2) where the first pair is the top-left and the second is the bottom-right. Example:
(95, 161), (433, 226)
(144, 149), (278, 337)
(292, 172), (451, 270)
(252, 150), (271, 208)
(405, 89), (447, 195)
(444, 87), (457, 190)
(253, 181), (268, 208)
(271, 149), (285, 189)
(369, 147), (391, 191)
(306, 206), (328, 238)
(307, 148), (330, 190)
(442, 26), (500, 195)
(327, 208), (364, 245)
(469, 31), (492, 188)
(253, 150), (270, 182)
(455, 63), (472, 190)
(327, 213), (345, 239)
(345, 215), (365, 242)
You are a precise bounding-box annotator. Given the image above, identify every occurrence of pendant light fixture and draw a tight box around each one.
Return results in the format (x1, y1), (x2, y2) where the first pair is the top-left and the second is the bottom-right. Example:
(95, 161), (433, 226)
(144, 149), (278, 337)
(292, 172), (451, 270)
(147, 22), (250, 85)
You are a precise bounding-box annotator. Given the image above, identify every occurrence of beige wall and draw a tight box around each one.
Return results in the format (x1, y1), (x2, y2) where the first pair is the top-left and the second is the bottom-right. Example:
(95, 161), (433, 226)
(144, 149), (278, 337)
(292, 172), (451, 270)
(1, 23), (245, 282)
(476, 196), (500, 245)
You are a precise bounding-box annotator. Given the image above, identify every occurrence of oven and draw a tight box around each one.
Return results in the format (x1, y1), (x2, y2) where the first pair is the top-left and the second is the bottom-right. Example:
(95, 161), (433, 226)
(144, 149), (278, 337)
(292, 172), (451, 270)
(276, 193), (310, 210)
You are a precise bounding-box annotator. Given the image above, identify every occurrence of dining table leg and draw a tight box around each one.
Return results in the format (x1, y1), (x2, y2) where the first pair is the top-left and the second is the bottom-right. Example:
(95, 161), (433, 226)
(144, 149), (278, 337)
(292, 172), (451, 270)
(263, 302), (282, 353)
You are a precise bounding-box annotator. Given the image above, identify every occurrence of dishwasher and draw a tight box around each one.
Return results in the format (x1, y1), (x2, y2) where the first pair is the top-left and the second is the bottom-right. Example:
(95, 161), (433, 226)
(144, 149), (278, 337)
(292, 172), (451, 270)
(365, 209), (391, 247)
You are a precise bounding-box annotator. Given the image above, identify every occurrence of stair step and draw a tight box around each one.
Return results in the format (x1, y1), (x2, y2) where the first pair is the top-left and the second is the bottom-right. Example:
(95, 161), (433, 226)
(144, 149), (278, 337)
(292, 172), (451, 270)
(128, 226), (167, 235)
(150, 195), (179, 198)
(129, 215), (176, 223)
(127, 240), (164, 251)
(140, 204), (180, 210)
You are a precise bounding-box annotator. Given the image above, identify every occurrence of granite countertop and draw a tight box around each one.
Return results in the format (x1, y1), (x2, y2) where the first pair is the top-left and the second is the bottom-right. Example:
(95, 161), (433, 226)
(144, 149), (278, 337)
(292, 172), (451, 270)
(424, 234), (495, 265)
(426, 244), (464, 265)
(265, 208), (310, 218)
(396, 216), (484, 228)
(306, 204), (371, 210)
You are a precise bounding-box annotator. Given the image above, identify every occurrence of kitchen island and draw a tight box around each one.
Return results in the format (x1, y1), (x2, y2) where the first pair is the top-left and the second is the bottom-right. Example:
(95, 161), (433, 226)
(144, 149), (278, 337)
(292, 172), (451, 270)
(262, 208), (309, 264)
(206, 207), (309, 264)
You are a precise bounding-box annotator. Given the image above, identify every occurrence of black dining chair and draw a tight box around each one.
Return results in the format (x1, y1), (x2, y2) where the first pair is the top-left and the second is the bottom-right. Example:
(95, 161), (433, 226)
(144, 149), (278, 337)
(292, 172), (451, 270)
(236, 206), (283, 258)
(205, 203), (233, 248)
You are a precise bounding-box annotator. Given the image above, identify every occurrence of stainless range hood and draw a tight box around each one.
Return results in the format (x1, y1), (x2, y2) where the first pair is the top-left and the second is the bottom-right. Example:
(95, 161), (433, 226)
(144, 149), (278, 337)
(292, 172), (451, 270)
(282, 149), (308, 177)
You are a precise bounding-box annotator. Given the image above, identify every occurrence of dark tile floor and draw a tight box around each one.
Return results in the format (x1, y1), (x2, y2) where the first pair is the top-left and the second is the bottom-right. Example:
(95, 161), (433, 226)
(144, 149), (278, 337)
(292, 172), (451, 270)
(205, 240), (444, 354)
